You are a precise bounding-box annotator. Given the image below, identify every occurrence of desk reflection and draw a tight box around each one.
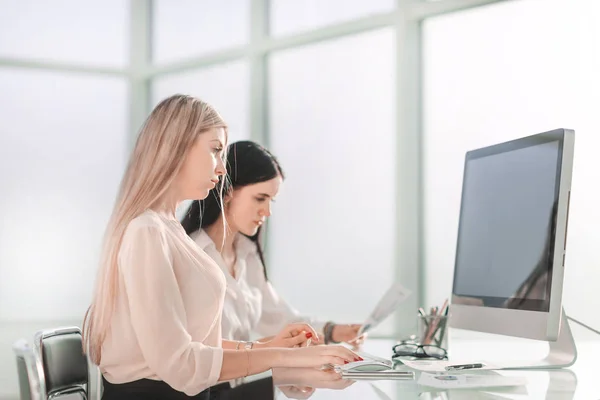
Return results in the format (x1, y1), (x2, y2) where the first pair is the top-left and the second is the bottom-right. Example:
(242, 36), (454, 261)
(272, 367), (354, 399)
(272, 367), (577, 400)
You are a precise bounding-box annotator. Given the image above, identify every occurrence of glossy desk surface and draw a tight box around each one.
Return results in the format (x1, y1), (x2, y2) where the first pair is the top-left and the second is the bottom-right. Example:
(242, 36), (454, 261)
(273, 323), (600, 399)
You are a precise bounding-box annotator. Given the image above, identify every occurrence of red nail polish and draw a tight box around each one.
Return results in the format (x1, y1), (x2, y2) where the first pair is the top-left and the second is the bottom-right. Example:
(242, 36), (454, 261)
(344, 361), (349, 364)
(305, 332), (313, 339)
(359, 357), (364, 361)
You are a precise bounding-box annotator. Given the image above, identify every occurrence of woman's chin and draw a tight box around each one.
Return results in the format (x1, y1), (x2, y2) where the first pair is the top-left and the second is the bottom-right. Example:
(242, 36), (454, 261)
(241, 225), (260, 237)
(194, 188), (211, 200)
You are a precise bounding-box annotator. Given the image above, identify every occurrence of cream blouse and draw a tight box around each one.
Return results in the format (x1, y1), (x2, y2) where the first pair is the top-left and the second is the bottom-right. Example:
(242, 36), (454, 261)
(100, 210), (227, 396)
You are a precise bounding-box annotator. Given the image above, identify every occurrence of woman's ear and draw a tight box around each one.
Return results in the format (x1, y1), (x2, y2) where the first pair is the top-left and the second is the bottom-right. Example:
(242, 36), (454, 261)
(223, 191), (233, 205)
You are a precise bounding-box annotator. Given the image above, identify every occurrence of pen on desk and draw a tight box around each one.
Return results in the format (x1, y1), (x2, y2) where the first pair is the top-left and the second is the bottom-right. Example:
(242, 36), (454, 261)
(445, 363), (484, 371)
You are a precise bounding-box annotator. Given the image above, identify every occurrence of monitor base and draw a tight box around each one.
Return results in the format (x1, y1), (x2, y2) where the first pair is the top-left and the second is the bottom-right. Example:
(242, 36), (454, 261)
(498, 308), (577, 370)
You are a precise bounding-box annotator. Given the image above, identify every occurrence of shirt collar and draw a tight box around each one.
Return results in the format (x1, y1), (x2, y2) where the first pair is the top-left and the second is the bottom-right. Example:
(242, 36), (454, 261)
(192, 229), (257, 259)
(191, 229), (216, 251)
(236, 234), (257, 260)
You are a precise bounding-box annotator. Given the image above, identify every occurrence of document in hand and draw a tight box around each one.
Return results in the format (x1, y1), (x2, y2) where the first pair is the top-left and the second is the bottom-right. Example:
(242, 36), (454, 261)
(356, 283), (412, 338)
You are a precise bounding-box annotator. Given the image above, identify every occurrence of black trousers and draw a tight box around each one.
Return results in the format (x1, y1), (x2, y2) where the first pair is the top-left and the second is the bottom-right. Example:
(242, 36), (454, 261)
(209, 378), (274, 400)
(102, 377), (210, 400)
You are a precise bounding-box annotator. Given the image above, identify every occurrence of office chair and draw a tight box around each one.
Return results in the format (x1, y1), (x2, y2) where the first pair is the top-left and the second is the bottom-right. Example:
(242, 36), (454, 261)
(12, 339), (44, 400)
(34, 326), (89, 400)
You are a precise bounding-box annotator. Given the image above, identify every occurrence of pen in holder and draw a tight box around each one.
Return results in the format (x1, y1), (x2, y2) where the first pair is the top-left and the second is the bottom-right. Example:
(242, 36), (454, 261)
(417, 302), (449, 351)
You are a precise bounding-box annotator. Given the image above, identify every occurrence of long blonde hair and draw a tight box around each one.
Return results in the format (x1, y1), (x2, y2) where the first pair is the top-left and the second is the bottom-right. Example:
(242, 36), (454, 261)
(83, 94), (227, 364)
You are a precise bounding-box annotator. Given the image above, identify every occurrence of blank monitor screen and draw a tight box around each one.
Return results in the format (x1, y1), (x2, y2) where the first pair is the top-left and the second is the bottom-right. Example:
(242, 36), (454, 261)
(452, 138), (563, 313)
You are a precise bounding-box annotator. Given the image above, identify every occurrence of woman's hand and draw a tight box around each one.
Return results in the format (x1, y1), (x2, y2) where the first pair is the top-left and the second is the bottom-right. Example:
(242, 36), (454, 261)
(277, 376), (355, 400)
(278, 386), (316, 400)
(257, 323), (320, 348)
(274, 367), (355, 398)
(273, 367), (353, 386)
(331, 324), (366, 347)
(280, 345), (362, 369)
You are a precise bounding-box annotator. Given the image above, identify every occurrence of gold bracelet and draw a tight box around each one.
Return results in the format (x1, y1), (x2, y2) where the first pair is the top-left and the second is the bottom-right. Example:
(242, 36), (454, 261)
(245, 349), (250, 377)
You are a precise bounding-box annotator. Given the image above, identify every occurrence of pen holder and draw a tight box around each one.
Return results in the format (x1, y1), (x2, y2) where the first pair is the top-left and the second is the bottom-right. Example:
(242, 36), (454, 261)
(418, 314), (448, 351)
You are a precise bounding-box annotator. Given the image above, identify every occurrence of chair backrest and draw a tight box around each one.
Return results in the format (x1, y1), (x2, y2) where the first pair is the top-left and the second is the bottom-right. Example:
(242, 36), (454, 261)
(34, 326), (88, 399)
(12, 339), (44, 400)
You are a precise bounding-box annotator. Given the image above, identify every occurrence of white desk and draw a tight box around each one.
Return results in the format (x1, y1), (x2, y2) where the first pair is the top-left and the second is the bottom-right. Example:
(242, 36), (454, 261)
(274, 322), (600, 399)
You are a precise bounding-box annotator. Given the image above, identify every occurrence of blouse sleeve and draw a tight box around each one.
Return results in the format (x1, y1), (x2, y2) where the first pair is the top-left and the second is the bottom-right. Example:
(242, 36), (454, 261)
(118, 220), (223, 396)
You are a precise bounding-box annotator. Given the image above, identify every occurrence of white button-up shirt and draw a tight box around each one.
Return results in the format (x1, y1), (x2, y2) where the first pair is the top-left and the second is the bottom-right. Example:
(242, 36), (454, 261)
(191, 229), (323, 341)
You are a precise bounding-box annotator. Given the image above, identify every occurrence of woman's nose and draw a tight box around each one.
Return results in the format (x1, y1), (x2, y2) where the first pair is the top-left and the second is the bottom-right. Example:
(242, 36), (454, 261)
(215, 157), (226, 176)
(263, 203), (272, 217)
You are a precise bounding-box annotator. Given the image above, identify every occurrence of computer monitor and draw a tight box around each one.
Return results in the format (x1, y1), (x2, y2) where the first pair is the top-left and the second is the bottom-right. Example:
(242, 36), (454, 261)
(449, 128), (576, 368)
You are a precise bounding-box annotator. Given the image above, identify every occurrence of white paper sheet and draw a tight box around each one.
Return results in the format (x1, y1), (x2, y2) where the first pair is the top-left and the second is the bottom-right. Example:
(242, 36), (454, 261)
(356, 283), (412, 338)
(400, 359), (500, 372)
(418, 372), (527, 389)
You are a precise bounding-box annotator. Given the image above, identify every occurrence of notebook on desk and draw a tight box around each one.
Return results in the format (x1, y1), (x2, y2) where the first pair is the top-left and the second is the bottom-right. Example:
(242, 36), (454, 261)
(341, 369), (414, 380)
(321, 350), (393, 372)
(334, 359), (414, 380)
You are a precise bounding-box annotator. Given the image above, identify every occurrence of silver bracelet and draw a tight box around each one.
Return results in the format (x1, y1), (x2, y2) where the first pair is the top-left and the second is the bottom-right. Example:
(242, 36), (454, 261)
(236, 341), (242, 350)
(243, 341), (254, 350)
(324, 321), (338, 344)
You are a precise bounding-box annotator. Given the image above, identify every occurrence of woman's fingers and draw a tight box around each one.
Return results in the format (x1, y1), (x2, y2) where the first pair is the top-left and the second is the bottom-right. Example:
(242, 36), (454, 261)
(321, 352), (360, 366)
(286, 331), (311, 347)
(323, 356), (348, 366)
(318, 369), (344, 381)
(286, 323), (320, 343)
(329, 345), (362, 363)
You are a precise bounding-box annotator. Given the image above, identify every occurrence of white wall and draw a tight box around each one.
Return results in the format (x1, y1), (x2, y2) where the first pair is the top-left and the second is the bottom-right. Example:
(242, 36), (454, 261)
(422, 0), (600, 331)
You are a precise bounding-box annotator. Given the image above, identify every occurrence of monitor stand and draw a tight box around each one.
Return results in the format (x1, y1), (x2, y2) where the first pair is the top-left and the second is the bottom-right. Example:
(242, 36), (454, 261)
(498, 308), (577, 370)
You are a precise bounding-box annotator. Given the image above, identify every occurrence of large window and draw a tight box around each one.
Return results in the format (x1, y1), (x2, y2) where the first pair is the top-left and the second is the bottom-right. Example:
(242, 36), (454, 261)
(269, 0), (395, 37)
(0, 70), (128, 320)
(268, 29), (397, 332)
(0, 2), (131, 396)
(423, 0), (600, 330)
(0, 0), (129, 67)
(151, 61), (251, 144)
(152, 0), (250, 65)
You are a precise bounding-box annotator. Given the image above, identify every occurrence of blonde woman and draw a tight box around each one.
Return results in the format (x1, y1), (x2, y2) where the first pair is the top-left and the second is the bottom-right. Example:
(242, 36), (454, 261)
(83, 95), (360, 400)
